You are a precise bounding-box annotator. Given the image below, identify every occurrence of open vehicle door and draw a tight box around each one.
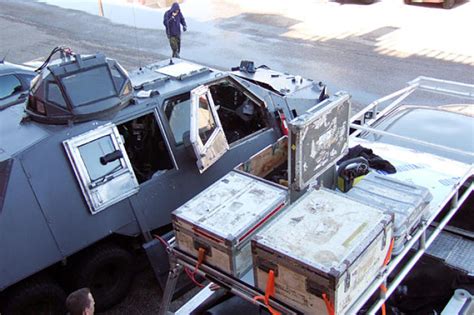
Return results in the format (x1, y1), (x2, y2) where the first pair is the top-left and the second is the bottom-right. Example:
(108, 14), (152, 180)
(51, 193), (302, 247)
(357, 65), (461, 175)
(190, 85), (229, 173)
(63, 123), (139, 214)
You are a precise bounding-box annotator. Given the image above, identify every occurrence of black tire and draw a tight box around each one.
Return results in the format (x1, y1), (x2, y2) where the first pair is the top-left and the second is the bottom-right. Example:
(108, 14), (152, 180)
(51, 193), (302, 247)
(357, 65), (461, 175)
(443, 0), (455, 9)
(73, 244), (134, 311)
(2, 277), (67, 315)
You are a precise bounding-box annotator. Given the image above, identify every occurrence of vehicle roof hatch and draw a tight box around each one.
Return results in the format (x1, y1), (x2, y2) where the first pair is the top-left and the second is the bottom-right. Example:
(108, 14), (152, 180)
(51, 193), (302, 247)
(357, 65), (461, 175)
(155, 60), (210, 80)
(26, 47), (133, 125)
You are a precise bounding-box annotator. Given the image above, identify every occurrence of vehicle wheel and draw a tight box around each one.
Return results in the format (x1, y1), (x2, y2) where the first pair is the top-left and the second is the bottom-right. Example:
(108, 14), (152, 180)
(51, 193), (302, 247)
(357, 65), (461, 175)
(73, 244), (134, 311)
(443, 0), (455, 9)
(2, 277), (67, 315)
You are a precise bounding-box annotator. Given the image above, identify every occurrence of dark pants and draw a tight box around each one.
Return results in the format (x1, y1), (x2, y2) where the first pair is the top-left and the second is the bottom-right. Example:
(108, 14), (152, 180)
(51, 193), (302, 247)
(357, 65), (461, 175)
(168, 36), (181, 58)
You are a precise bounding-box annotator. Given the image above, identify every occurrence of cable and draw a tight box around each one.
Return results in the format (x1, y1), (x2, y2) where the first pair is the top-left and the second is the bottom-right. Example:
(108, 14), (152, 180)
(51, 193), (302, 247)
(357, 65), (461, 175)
(35, 46), (75, 73)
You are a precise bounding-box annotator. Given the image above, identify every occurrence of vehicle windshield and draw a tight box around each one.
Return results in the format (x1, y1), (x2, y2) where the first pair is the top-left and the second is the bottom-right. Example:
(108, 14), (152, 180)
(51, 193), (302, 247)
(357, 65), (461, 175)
(366, 106), (474, 164)
(62, 66), (117, 107)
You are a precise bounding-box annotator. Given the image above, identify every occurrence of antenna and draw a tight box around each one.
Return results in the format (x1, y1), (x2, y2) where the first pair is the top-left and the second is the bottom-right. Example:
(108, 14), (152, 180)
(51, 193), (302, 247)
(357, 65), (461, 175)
(1, 50), (9, 63)
(131, 2), (143, 70)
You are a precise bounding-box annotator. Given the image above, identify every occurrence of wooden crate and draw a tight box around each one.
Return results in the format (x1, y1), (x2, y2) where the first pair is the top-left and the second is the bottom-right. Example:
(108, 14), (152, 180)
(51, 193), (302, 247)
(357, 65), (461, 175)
(252, 188), (393, 314)
(173, 171), (287, 278)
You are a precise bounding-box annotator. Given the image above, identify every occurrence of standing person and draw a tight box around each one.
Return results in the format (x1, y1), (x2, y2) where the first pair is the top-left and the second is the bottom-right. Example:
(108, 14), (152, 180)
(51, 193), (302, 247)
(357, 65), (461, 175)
(65, 288), (95, 315)
(163, 2), (187, 58)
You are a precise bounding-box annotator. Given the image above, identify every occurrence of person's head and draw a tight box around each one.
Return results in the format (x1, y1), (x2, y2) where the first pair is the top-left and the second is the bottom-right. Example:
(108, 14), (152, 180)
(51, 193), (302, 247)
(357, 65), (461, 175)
(171, 2), (180, 15)
(65, 288), (95, 315)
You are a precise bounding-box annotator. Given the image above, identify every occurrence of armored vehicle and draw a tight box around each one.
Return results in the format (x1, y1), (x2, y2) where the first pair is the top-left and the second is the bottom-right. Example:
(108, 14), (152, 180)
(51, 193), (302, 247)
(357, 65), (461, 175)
(0, 47), (330, 313)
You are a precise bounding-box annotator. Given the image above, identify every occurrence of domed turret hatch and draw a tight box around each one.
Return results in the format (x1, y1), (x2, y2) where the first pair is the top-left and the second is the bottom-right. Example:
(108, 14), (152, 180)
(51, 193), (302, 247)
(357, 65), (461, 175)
(27, 47), (133, 124)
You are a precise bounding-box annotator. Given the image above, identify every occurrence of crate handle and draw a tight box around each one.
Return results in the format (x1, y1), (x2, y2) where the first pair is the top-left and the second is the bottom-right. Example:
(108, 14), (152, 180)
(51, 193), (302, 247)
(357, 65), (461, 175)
(306, 279), (326, 297)
(257, 258), (279, 276)
(193, 240), (212, 257)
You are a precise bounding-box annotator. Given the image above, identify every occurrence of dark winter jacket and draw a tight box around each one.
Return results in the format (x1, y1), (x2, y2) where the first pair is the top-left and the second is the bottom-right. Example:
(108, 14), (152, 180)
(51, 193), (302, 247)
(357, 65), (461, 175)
(163, 2), (187, 37)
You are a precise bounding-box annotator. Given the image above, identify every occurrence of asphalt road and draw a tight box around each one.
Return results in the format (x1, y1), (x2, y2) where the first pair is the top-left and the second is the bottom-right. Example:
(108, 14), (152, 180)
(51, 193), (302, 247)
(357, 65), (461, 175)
(0, 0), (472, 313)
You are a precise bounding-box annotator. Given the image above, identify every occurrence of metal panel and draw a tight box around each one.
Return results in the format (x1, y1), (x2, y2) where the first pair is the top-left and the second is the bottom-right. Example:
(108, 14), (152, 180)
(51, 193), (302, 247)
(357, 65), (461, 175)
(288, 93), (350, 191)
(156, 61), (209, 80)
(0, 160), (62, 289)
(21, 128), (136, 255)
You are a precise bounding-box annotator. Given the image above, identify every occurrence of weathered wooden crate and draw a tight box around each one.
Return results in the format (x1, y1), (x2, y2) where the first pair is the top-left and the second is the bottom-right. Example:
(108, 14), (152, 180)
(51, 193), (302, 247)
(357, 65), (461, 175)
(172, 171), (287, 278)
(252, 188), (393, 314)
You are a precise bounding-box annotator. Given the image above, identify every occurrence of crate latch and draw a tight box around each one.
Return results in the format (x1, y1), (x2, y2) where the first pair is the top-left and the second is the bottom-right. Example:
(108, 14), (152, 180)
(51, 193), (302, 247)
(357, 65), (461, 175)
(381, 227), (388, 251)
(344, 272), (351, 292)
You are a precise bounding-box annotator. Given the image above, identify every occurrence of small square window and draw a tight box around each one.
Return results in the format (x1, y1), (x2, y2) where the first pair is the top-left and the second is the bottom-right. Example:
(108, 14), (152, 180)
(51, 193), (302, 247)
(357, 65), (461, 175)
(63, 123), (139, 214)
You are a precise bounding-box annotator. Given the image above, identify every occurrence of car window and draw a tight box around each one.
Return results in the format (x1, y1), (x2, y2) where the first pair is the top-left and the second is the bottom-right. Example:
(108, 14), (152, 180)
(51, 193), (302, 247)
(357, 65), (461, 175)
(47, 82), (68, 108)
(62, 66), (116, 107)
(0, 75), (22, 99)
(197, 93), (217, 144)
(78, 135), (123, 181)
(164, 92), (191, 145)
(110, 65), (126, 92)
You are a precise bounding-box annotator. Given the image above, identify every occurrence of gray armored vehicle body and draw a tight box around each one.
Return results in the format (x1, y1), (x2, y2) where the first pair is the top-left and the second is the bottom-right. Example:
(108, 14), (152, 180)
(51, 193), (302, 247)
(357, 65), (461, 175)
(0, 47), (330, 313)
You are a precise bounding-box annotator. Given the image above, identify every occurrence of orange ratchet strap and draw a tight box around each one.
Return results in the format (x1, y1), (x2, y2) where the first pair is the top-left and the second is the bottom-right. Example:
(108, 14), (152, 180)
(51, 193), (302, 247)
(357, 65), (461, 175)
(381, 238), (395, 315)
(253, 270), (281, 315)
(322, 293), (335, 315)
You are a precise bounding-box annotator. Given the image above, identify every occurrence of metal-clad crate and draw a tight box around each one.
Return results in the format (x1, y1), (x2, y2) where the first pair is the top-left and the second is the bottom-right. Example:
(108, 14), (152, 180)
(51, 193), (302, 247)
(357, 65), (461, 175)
(172, 171), (287, 278)
(288, 93), (351, 191)
(252, 188), (393, 314)
(342, 173), (432, 255)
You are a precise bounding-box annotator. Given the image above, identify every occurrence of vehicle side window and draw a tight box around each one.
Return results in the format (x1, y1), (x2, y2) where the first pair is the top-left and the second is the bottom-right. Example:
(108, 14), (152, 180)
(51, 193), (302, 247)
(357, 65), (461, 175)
(117, 112), (175, 184)
(110, 65), (126, 92)
(197, 93), (217, 144)
(0, 75), (22, 99)
(78, 135), (123, 181)
(163, 92), (191, 145)
(47, 82), (67, 108)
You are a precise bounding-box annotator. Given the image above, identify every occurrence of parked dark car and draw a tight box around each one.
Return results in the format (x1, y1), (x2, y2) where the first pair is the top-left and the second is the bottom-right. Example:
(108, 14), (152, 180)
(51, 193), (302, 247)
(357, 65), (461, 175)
(0, 60), (35, 110)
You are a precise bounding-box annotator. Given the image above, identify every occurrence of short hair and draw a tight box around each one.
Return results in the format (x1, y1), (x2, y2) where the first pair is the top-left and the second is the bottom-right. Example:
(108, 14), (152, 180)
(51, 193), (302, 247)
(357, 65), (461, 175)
(66, 288), (92, 315)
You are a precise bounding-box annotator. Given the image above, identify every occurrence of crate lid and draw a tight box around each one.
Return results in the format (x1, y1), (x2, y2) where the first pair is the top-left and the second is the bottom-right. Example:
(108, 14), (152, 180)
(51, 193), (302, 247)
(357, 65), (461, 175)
(255, 188), (392, 276)
(288, 93), (350, 191)
(173, 171), (287, 243)
(344, 173), (432, 232)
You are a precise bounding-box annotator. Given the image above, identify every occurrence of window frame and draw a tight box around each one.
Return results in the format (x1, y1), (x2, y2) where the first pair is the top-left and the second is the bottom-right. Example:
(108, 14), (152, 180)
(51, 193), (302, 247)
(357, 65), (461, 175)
(63, 123), (139, 214)
(189, 85), (229, 173)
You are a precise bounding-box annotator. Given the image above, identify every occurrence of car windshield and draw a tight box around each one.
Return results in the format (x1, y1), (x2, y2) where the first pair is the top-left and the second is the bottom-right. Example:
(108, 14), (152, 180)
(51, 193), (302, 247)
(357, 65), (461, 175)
(366, 107), (474, 164)
(62, 66), (117, 107)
